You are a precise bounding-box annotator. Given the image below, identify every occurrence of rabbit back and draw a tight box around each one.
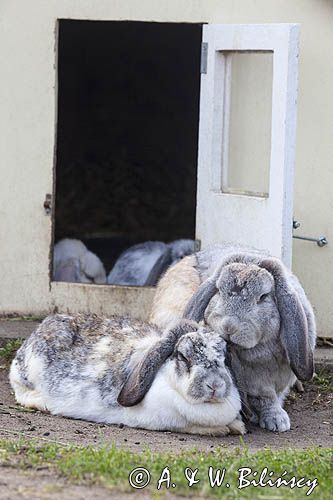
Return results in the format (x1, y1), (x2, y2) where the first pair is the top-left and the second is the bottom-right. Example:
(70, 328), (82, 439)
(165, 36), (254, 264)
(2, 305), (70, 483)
(108, 241), (167, 286)
(10, 314), (161, 415)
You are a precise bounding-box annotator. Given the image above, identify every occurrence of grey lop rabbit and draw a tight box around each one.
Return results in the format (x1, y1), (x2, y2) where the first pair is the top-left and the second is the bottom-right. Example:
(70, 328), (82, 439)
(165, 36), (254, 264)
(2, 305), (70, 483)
(150, 245), (316, 432)
(10, 314), (244, 436)
(107, 239), (196, 286)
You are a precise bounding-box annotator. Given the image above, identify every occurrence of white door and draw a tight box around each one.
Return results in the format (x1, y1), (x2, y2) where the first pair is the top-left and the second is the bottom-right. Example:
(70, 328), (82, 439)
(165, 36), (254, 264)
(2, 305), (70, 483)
(196, 24), (299, 267)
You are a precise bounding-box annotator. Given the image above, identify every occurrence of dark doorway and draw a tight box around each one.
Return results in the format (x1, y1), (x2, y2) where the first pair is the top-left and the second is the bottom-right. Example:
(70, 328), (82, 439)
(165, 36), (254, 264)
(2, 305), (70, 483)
(55, 20), (202, 273)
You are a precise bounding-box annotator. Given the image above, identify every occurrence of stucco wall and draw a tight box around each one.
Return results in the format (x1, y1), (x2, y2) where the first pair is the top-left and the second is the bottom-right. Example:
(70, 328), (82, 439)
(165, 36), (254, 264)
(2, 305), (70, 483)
(0, 1), (332, 335)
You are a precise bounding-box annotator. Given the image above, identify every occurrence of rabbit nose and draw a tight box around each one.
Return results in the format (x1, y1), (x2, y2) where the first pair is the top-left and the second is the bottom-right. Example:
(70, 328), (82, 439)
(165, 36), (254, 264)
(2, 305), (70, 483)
(221, 317), (239, 336)
(206, 383), (217, 397)
(207, 381), (225, 397)
(207, 383), (217, 391)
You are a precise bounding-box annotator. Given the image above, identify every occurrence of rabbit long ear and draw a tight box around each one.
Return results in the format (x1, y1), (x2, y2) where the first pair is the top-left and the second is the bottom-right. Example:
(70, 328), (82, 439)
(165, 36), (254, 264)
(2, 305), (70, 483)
(259, 258), (314, 381)
(144, 248), (173, 286)
(80, 251), (106, 283)
(117, 322), (196, 407)
(182, 253), (249, 322)
(54, 259), (80, 282)
(183, 277), (218, 322)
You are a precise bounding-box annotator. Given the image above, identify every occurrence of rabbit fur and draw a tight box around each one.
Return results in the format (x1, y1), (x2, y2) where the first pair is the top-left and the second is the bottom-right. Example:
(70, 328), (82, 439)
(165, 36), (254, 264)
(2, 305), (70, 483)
(10, 314), (245, 436)
(150, 244), (316, 432)
(107, 239), (196, 286)
(54, 239), (106, 284)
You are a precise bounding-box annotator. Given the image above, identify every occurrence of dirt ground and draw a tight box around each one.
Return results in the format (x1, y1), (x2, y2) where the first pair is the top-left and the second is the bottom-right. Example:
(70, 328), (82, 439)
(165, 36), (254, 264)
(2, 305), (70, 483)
(0, 469), (123, 500)
(0, 320), (332, 498)
(0, 364), (332, 453)
(0, 468), (200, 500)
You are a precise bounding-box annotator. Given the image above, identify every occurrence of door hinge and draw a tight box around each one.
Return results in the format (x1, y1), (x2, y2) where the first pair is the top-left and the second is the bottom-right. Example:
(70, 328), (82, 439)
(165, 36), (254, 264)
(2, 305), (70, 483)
(200, 42), (208, 74)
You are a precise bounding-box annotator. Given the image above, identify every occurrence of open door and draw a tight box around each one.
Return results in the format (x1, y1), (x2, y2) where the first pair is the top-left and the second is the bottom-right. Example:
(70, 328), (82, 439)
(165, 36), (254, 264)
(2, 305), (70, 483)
(196, 24), (299, 267)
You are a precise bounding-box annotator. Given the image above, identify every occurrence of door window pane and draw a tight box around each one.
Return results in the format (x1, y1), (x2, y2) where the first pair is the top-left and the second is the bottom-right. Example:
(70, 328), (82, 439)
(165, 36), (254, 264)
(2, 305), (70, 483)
(222, 52), (273, 197)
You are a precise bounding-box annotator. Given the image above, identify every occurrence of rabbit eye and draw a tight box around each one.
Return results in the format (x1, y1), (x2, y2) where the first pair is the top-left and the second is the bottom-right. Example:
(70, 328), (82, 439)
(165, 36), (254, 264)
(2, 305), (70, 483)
(176, 352), (191, 370)
(258, 293), (269, 303)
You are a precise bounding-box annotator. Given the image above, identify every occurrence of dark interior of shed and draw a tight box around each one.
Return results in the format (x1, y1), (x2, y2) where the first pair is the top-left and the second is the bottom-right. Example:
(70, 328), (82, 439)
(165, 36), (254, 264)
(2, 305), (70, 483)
(55, 20), (202, 273)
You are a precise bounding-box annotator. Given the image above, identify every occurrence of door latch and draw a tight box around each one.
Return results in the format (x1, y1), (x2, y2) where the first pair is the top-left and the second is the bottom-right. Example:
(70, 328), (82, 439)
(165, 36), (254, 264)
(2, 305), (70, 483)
(43, 194), (52, 215)
(292, 219), (328, 247)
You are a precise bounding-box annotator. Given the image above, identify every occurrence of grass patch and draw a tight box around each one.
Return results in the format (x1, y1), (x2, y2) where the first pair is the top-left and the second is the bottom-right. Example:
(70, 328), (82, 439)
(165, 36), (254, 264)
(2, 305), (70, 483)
(0, 315), (44, 321)
(313, 368), (333, 393)
(0, 439), (331, 498)
(0, 339), (23, 364)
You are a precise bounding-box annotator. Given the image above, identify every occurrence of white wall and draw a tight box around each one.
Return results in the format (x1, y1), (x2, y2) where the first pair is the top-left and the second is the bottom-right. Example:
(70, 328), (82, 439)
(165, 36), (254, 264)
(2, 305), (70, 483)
(0, 1), (332, 335)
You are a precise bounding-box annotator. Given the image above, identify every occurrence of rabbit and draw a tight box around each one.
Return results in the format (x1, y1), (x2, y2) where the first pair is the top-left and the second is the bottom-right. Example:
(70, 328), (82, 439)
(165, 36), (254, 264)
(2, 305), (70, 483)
(168, 239), (197, 263)
(145, 239), (197, 286)
(9, 314), (245, 436)
(107, 239), (196, 286)
(150, 244), (316, 432)
(53, 238), (106, 284)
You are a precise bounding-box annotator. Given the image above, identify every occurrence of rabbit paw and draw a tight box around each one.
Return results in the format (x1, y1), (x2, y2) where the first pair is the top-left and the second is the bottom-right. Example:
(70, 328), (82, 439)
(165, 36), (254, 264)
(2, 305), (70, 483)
(259, 407), (290, 432)
(182, 425), (230, 436)
(228, 419), (247, 435)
